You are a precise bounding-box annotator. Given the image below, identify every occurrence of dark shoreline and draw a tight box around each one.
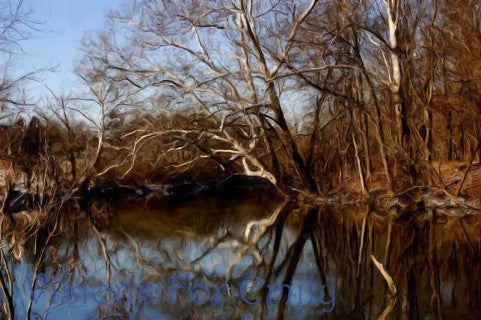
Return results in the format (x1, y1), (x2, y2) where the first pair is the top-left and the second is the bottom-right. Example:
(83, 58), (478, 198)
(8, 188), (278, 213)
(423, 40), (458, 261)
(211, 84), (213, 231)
(2, 174), (281, 215)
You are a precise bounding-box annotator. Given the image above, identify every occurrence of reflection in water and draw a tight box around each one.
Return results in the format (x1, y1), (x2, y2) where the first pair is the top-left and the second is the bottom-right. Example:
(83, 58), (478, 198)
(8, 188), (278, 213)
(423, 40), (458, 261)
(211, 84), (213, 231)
(3, 193), (481, 319)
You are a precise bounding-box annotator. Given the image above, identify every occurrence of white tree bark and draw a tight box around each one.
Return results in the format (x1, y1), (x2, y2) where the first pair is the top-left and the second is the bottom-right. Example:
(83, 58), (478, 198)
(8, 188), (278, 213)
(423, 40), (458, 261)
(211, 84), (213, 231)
(383, 0), (404, 145)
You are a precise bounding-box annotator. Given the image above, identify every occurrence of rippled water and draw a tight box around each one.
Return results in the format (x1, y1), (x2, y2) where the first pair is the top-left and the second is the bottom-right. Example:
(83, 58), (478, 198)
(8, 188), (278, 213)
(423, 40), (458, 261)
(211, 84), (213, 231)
(5, 192), (481, 319)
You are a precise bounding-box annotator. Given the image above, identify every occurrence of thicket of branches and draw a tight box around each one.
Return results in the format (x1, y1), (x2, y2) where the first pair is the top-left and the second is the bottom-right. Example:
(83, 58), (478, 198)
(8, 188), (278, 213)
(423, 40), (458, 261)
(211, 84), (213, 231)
(2, 0), (481, 198)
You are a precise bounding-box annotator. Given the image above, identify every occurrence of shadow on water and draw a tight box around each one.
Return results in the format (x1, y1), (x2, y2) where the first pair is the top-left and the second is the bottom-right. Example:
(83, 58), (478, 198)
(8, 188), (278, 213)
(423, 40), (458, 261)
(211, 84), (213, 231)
(4, 192), (481, 319)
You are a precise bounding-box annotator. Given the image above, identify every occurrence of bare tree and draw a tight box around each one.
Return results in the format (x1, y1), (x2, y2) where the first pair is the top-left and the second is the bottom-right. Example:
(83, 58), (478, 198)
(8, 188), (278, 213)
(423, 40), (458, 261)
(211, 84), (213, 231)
(71, 0), (331, 190)
(0, 0), (46, 111)
(74, 32), (150, 182)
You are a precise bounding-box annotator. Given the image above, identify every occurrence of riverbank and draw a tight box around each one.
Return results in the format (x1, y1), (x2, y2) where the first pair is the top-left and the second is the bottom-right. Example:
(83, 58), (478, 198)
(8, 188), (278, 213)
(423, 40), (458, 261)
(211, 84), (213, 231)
(2, 159), (481, 223)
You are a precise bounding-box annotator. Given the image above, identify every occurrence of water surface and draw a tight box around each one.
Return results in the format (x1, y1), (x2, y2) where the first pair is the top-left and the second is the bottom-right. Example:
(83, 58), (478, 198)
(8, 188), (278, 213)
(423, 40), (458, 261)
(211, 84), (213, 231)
(6, 193), (481, 319)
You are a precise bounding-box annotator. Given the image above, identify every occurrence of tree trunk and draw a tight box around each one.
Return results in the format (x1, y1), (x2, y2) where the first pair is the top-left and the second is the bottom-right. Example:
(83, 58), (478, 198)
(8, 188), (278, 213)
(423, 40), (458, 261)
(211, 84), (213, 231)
(361, 111), (372, 178)
(384, 0), (406, 149)
(352, 125), (368, 197)
(70, 152), (77, 183)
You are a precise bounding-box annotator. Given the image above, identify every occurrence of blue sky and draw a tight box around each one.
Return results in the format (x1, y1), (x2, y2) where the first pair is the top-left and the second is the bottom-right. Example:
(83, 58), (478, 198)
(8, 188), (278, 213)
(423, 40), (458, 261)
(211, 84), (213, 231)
(15, 0), (118, 96)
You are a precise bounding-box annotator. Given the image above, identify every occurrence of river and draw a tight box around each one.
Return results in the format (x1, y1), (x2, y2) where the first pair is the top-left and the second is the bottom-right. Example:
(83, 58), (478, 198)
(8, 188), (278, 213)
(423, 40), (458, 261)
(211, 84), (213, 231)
(4, 190), (481, 319)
